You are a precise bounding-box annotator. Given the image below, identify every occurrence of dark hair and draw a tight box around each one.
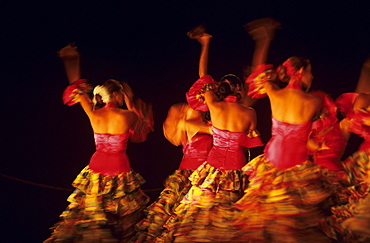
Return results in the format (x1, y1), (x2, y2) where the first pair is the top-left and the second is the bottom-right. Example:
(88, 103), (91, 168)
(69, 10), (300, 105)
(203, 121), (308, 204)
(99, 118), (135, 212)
(217, 74), (243, 101)
(277, 56), (310, 83)
(103, 79), (123, 94)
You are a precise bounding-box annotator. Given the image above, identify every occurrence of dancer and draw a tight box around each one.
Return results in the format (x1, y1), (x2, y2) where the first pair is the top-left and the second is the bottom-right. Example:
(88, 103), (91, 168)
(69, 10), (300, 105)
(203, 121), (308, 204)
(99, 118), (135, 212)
(130, 103), (212, 242)
(233, 19), (334, 242)
(156, 25), (263, 242)
(45, 44), (154, 242)
(319, 91), (370, 242)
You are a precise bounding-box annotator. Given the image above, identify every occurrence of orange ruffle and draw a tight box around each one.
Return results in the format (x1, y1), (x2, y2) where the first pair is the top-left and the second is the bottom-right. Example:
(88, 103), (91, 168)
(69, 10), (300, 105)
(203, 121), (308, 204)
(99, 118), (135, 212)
(156, 163), (249, 242)
(132, 170), (194, 242)
(45, 167), (149, 242)
(233, 155), (334, 242)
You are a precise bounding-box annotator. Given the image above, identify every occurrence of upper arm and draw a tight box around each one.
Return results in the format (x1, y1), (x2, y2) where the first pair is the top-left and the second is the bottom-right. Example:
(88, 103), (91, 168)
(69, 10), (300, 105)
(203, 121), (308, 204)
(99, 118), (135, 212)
(264, 81), (279, 95)
(79, 94), (95, 118)
(204, 91), (221, 108)
(354, 93), (370, 111)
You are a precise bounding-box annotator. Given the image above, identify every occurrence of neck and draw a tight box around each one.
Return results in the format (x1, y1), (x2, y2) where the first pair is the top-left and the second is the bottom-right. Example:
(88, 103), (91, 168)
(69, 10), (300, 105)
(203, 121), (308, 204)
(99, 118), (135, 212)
(104, 102), (119, 108)
(286, 79), (302, 90)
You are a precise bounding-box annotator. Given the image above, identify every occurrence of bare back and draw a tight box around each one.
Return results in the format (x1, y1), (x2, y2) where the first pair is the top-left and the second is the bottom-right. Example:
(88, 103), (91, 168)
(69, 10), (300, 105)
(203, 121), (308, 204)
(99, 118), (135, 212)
(267, 86), (322, 124)
(206, 94), (257, 132)
(89, 108), (137, 134)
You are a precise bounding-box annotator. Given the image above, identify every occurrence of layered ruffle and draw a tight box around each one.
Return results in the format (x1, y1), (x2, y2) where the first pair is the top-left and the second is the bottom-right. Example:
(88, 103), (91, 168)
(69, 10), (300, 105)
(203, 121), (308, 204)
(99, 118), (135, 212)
(186, 75), (218, 112)
(156, 162), (249, 242)
(131, 170), (194, 242)
(342, 193), (370, 241)
(246, 64), (275, 99)
(45, 166), (149, 242)
(232, 155), (334, 242)
(320, 149), (370, 242)
(62, 79), (92, 106)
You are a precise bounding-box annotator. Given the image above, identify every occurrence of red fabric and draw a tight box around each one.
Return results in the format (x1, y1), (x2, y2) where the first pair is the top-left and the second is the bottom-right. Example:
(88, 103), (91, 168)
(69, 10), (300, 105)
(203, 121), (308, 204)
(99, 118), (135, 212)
(207, 127), (263, 170)
(335, 92), (358, 116)
(265, 118), (311, 169)
(311, 92), (338, 131)
(178, 133), (213, 170)
(186, 75), (218, 111)
(89, 133), (131, 175)
(62, 79), (91, 106)
(310, 123), (346, 171)
(246, 64), (274, 99)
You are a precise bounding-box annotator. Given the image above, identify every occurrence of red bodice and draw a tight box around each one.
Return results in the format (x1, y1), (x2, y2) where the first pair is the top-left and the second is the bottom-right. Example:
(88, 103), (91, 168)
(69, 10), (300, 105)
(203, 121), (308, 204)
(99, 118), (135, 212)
(207, 127), (263, 170)
(89, 133), (131, 175)
(178, 133), (213, 170)
(265, 118), (311, 169)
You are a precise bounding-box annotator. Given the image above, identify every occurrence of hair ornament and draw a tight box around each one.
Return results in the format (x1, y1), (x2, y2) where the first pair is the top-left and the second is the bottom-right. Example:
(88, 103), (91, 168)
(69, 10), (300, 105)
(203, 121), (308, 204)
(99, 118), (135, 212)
(93, 85), (111, 103)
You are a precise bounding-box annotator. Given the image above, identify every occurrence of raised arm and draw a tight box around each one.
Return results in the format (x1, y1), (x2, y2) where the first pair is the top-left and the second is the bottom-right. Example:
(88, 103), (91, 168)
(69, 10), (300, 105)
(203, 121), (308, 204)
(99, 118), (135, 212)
(58, 44), (81, 84)
(187, 25), (212, 78)
(355, 55), (370, 94)
(58, 44), (94, 116)
(245, 18), (280, 71)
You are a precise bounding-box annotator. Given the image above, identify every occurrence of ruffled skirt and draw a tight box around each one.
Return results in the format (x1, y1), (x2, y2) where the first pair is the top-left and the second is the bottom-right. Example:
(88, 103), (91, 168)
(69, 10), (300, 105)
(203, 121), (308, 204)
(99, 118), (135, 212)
(320, 149), (370, 242)
(232, 154), (334, 243)
(130, 169), (194, 242)
(44, 166), (149, 243)
(156, 162), (249, 242)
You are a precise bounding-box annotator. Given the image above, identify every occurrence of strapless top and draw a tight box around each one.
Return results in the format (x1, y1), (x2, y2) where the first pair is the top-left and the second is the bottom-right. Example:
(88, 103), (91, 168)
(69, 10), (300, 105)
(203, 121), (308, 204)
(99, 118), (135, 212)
(179, 133), (213, 170)
(89, 133), (131, 175)
(264, 118), (311, 169)
(207, 126), (263, 170)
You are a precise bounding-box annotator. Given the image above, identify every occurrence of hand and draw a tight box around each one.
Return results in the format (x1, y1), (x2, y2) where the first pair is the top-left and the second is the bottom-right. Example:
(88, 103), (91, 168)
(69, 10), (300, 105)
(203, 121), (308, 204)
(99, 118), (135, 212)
(58, 43), (80, 60)
(244, 18), (281, 41)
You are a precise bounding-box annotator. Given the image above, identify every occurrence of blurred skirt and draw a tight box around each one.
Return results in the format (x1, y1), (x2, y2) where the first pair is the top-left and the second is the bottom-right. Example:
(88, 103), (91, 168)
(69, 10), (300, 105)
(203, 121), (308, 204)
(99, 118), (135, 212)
(44, 166), (149, 243)
(130, 169), (194, 242)
(156, 162), (249, 242)
(232, 154), (334, 243)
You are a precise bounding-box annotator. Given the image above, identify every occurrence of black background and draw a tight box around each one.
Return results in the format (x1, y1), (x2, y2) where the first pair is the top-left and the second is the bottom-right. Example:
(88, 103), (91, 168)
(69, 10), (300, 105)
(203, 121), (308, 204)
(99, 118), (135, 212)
(1, 1), (369, 242)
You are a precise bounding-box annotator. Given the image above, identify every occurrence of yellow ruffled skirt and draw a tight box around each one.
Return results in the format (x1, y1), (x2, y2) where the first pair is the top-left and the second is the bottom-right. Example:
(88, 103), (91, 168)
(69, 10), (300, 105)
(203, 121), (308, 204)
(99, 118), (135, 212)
(131, 169), (194, 242)
(232, 154), (334, 243)
(156, 162), (249, 243)
(44, 166), (149, 243)
(320, 149), (370, 242)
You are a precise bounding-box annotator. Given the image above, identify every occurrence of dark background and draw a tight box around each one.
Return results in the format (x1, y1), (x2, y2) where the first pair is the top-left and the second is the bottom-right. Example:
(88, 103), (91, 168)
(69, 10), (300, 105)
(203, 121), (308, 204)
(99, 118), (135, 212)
(1, 1), (369, 242)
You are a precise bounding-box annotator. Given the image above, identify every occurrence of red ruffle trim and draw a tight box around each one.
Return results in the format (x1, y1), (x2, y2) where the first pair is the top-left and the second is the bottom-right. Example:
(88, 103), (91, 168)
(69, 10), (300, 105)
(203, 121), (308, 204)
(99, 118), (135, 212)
(186, 75), (218, 111)
(246, 64), (274, 99)
(62, 79), (92, 106)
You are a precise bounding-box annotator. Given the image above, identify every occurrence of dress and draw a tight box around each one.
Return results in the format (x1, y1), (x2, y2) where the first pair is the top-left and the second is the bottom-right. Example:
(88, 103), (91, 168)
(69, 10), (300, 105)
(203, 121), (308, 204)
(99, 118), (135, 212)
(320, 93), (370, 242)
(45, 133), (150, 242)
(131, 133), (213, 242)
(156, 126), (263, 242)
(45, 80), (153, 242)
(231, 65), (334, 242)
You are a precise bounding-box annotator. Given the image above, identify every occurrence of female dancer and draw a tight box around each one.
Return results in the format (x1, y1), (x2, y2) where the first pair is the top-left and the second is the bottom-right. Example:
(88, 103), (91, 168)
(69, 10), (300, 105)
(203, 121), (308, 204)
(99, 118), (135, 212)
(319, 92), (370, 242)
(233, 20), (335, 242)
(156, 26), (263, 242)
(130, 103), (212, 242)
(45, 44), (154, 242)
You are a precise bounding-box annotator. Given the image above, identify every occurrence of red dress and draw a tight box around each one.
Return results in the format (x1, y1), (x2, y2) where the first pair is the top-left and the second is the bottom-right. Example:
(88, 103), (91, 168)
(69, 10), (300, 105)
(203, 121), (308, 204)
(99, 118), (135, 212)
(232, 66), (334, 242)
(131, 133), (213, 242)
(45, 132), (149, 242)
(156, 127), (263, 242)
(320, 94), (370, 242)
(46, 81), (152, 242)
